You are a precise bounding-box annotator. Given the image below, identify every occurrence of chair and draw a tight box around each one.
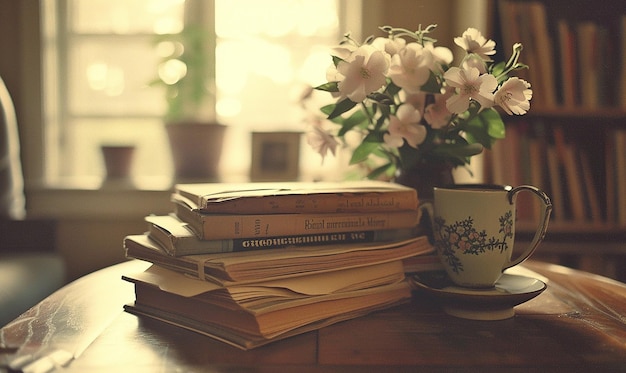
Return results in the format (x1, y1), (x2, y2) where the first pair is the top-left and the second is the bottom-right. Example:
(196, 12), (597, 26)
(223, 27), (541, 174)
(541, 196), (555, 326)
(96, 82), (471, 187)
(0, 75), (65, 327)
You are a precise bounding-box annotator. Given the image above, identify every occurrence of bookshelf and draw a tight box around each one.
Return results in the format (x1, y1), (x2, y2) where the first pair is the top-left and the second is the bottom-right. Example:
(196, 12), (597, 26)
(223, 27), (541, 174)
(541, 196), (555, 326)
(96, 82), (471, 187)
(485, 0), (626, 281)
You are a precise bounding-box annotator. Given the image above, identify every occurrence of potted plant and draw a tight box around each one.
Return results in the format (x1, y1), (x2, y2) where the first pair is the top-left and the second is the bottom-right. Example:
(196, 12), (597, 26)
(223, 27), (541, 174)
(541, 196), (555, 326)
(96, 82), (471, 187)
(151, 24), (226, 182)
(304, 25), (532, 198)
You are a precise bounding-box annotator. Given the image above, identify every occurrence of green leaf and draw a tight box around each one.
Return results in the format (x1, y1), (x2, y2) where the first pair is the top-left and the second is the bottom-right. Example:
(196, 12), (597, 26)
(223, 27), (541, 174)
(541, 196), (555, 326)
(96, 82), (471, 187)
(463, 108), (505, 149)
(368, 92), (394, 105)
(384, 81), (402, 97)
(328, 98), (357, 119)
(349, 133), (382, 164)
(315, 81), (339, 92)
(420, 71), (442, 94)
(432, 143), (483, 164)
(481, 108), (506, 139)
(332, 55), (343, 67)
(367, 162), (395, 180)
(338, 110), (368, 136)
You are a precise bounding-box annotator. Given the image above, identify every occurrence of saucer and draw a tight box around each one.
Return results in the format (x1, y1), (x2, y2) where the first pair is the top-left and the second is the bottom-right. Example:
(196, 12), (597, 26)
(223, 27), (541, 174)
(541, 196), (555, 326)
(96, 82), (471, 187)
(410, 271), (547, 320)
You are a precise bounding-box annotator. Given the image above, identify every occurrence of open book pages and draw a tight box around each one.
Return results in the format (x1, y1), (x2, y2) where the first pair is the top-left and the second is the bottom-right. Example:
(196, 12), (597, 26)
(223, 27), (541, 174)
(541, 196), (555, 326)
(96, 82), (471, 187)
(123, 260), (406, 313)
(124, 234), (434, 284)
(124, 270), (411, 350)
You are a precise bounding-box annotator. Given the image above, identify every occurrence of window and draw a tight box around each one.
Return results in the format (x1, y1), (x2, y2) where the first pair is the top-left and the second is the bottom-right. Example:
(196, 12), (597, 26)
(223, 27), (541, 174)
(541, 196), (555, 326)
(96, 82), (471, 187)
(42, 0), (348, 188)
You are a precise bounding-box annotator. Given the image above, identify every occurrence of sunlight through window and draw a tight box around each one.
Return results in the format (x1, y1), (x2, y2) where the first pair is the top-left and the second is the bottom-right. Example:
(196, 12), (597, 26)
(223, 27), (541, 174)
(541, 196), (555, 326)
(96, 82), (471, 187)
(44, 0), (343, 186)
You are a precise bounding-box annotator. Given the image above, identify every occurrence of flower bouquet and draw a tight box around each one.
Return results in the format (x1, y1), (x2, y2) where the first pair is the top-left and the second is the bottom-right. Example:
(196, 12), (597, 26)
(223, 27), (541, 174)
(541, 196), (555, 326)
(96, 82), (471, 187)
(305, 24), (532, 181)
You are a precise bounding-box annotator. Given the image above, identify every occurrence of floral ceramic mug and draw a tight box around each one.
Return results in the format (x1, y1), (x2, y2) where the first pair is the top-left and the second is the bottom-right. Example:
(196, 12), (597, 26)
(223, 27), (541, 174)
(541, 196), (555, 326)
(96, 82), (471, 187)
(422, 185), (552, 288)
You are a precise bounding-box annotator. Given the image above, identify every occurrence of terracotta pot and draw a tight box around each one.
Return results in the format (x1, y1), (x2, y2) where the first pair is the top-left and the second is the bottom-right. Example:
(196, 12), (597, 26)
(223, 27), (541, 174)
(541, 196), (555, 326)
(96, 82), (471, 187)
(165, 121), (226, 182)
(100, 145), (135, 180)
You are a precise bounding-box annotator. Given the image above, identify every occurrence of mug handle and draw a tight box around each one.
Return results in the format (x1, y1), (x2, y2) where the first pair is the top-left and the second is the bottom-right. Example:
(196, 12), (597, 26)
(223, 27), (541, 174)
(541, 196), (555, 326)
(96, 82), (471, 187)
(504, 185), (553, 269)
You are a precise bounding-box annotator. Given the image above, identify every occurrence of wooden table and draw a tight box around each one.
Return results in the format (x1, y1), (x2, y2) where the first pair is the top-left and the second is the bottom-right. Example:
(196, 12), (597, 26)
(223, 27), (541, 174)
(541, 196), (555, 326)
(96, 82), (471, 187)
(2, 259), (626, 372)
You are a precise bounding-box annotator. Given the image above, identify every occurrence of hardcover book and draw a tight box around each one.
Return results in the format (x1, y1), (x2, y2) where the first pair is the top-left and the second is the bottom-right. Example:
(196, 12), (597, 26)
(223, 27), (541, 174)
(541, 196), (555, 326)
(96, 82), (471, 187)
(172, 193), (421, 241)
(123, 262), (411, 350)
(174, 180), (418, 214)
(146, 214), (420, 257)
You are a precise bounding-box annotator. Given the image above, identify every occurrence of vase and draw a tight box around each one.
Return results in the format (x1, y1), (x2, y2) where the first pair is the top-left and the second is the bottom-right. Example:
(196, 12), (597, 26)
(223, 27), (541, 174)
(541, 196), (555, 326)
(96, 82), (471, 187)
(394, 163), (455, 201)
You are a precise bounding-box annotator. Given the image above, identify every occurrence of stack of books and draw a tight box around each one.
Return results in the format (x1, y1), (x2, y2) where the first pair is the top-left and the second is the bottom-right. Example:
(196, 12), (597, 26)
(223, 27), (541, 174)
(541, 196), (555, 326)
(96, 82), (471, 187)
(122, 180), (435, 349)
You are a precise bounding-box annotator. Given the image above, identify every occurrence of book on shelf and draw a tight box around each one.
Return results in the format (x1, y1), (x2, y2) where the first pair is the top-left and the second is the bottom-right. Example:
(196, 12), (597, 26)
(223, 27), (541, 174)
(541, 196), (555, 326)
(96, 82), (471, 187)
(605, 131), (616, 224)
(545, 144), (566, 222)
(174, 180), (418, 215)
(172, 193), (421, 241)
(556, 19), (579, 108)
(614, 129), (626, 227)
(498, 0), (556, 108)
(553, 128), (586, 222)
(123, 261), (410, 350)
(124, 234), (433, 284)
(146, 214), (421, 257)
(621, 15), (626, 108)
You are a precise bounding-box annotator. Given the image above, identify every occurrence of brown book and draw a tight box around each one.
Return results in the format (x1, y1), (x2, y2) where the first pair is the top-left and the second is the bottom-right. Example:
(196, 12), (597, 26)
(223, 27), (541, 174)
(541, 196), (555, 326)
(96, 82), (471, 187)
(123, 261), (410, 350)
(172, 194), (421, 241)
(145, 214), (420, 257)
(174, 180), (418, 214)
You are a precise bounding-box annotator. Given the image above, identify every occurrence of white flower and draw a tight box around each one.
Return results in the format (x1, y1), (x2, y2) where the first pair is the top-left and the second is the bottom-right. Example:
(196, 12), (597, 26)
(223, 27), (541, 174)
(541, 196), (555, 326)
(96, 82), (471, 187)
(336, 45), (390, 102)
(306, 121), (340, 162)
(388, 43), (433, 94)
(444, 66), (498, 113)
(372, 36), (406, 56)
(424, 87), (454, 129)
(461, 53), (488, 74)
(494, 77), (532, 115)
(424, 42), (453, 72)
(383, 104), (426, 148)
(454, 27), (496, 61)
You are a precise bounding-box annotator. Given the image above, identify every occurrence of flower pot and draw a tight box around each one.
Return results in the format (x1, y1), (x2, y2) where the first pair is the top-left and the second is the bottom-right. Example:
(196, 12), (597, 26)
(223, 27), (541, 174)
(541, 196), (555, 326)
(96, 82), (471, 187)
(165, 121), (226, 182)
(100, 145), (135, 180)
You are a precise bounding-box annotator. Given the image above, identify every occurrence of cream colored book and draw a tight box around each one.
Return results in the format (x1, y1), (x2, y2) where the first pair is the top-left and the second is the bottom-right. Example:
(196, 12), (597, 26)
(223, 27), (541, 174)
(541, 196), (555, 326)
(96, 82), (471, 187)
(124, 234), (433, 284)
(174, 180), (418, 214)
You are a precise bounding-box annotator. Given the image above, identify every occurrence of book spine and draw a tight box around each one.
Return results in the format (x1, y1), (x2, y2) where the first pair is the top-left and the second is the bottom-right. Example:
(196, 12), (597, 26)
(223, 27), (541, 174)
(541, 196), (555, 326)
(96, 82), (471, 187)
(196, 192), (418, 214)
(229, 229), (416, 252)
(176, 205), (420, 240)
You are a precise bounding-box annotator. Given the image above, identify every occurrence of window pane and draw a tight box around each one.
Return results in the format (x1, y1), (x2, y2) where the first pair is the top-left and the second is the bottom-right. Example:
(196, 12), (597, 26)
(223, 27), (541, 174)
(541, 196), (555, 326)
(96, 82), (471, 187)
(215, 0), (340, 178)
(68, 37), (164, 116)
(70, 0), (184, 34)
(45, 0), (345, 186)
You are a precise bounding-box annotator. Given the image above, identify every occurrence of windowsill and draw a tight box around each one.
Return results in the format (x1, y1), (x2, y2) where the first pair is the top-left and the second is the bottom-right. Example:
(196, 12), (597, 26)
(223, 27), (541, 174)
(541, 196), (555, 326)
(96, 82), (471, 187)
(25, 177), (176, 219)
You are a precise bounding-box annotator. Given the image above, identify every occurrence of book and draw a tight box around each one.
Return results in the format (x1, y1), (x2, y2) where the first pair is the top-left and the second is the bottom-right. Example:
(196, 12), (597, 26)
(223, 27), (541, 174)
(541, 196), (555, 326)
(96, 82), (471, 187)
(546, 145), (566, 222)
(527, 1), (557, 108)
(173, 180), (418, 214)
(172, 194), (421, 241)
(123, 234), (433, 284)
(556, 19), (578, 107)
(553, 127), (586, 222)
(402, 252), (443, 274)
(146, 214), (420, 257)
(616, 131), (626, 226)
(577, 21), (601, 108)
(123, 261), (411, 350)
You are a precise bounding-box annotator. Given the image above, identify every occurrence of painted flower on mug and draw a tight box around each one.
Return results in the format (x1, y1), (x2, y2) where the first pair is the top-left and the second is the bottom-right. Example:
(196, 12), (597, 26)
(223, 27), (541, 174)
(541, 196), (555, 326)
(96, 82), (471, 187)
(434, 213), (513, 274)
